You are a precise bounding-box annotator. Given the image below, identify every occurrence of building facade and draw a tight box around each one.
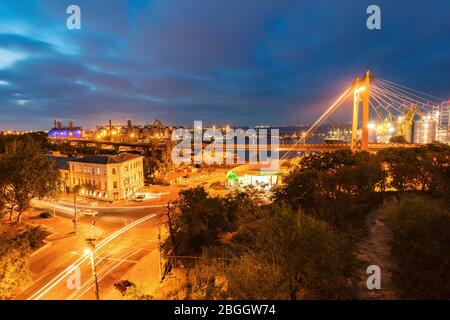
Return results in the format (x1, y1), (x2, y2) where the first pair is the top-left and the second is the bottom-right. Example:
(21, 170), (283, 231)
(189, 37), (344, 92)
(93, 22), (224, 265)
(69, 154), (144, 201)
(48, 153), (144, 201)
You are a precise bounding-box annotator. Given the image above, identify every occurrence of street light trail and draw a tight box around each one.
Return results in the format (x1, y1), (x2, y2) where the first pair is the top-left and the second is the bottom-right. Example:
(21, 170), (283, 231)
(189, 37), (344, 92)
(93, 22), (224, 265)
(31, 198), (171, 211)
(27, 213), (157, 300)
(68, 248), (142, 300)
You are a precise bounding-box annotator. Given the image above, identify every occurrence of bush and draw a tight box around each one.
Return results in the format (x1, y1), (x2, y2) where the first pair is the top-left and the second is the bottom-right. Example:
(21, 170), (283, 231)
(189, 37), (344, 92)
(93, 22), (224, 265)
(273, 150), (384, 232)
(222, 206), (353, 299)
(0, 225), (49, 299)
(383, 196), (450, 299)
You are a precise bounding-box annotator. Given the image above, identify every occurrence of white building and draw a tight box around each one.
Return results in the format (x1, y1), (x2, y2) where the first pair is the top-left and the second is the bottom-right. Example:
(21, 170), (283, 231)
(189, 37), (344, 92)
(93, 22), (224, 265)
(68, 153), (144, 201)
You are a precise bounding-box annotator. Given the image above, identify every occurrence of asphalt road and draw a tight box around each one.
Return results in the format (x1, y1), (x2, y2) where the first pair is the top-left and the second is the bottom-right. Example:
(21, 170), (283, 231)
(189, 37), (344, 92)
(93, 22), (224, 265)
(17, 202), (167, 300)
(18, 171), (230, 300)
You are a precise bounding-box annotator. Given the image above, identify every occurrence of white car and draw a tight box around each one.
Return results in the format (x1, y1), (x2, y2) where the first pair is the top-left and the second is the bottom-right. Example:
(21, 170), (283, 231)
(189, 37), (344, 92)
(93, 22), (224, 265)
(131, 195), (145, 202)
(81, 209), (98, 216)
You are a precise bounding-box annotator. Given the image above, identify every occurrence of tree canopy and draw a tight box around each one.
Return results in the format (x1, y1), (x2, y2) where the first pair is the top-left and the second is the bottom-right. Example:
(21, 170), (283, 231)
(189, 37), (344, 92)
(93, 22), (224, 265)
(0, 136), (59, 222)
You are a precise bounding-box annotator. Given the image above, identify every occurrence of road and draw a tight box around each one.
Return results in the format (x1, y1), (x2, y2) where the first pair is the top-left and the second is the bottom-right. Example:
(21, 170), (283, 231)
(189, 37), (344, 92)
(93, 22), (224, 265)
(18, 201), (167, 300)
(19, 170), (232, 300)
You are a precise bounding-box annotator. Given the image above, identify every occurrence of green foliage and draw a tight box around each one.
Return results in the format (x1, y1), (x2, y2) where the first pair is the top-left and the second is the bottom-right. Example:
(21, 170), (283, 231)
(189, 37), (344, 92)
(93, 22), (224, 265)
(274, 150), (384, 232)
(383, 196), (450, 299)
(249, 206), (351, 299)
(377, 143), (450, 193)
(143, 144), (173, 184)
(0, 136), (60, 222)
(156, 146), (450, 300)
(389, 135), (408, 144)
(377, 147), (421, 192)
(0, 249), (31, 300)
(162, 187), (253, 259)
(0, 225), (49, 299)
(0, 132), (49, 154)
(180, 206), (352, 300)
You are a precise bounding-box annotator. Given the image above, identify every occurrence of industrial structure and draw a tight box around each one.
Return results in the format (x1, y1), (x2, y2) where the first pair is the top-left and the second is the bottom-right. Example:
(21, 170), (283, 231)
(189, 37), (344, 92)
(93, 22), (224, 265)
(93, 119), (172, 143)
(292, 70), (449, 159)
(48, 120), (83, 139)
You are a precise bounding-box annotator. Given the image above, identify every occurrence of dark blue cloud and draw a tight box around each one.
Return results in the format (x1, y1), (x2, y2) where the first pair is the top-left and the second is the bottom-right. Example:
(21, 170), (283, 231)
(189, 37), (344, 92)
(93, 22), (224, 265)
(0, 0), (449, 130)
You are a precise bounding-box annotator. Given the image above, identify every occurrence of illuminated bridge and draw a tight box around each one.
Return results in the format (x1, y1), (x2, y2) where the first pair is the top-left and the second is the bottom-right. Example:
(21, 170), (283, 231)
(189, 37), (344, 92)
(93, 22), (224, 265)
(281, 70), (448, 160)
(50, 70), (448, 158)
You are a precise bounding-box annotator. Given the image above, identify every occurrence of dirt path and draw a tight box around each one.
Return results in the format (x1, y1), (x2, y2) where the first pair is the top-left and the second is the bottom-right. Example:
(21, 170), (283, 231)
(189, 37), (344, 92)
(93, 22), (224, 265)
(354, 208), (397, 299)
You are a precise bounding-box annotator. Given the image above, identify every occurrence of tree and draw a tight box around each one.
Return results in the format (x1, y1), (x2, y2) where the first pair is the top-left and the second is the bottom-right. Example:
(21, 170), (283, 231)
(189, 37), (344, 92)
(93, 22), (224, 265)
(377, 147), (420, 192)
(1, 137), (60, 223)
(0, 155), (7, 217)
(383, 196), (450, 299)
(143, 156), (162, 183)
(389, 135), (407, 144)
(162, 187), (255, 263)
(416, 143), (450, 193)
(162, 187), (232, 259)
(253, 206), (351, 299)
(0, 225), (49, 299)
(204, 206), (352, 300)
(272, 169), (317, 211)
(143, 144), (174, 184)
(274, 150), (385, 231)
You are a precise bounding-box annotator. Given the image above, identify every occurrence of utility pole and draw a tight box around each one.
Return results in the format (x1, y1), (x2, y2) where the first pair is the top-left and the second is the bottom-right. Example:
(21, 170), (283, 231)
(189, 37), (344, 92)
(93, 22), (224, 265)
(158, 227), (162, 282)
(73, 194), (78, 234)
(85, 246), (100, 300)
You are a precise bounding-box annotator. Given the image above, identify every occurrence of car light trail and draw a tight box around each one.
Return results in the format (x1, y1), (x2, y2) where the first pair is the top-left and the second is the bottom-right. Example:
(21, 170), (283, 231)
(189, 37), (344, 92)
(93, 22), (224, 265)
(27, 213), (156, 300)
(67, 248), (142, 300)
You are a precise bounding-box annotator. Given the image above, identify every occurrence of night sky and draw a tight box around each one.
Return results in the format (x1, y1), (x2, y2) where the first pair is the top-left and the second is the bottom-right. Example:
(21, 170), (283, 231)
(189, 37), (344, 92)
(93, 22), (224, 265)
(0, 0), (449, 130)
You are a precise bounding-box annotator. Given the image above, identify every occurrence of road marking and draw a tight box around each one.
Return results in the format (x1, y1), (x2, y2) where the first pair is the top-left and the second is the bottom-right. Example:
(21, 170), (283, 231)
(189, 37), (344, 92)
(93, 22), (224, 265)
(69, 248), (142, 300)
(27, 214), (156, 300)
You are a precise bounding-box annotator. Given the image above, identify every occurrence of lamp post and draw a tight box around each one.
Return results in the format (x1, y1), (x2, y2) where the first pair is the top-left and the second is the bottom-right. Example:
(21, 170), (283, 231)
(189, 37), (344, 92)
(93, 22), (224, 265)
(73, 187), (84, 235)
(84, 247), (100, 300)
(73, 193), (78, 234)
(158, 227), (162, 282)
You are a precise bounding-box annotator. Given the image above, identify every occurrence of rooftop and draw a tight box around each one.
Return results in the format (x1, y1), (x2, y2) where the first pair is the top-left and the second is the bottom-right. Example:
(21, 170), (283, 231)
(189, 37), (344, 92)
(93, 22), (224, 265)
(46, 155), (77, 170)
(69, 153), (142, 165)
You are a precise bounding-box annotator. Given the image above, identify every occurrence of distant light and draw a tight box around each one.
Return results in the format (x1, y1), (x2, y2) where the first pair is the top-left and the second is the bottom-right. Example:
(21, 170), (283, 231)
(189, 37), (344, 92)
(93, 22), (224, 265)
(84, 248), (92, 256)
(368, 123), (376, 129)
(354, 86), (366, 94)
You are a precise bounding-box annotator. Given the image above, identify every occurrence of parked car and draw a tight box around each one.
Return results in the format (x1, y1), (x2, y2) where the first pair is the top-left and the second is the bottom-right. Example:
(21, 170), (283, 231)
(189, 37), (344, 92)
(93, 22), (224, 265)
(39, 212), (52, 219)
(114, 280), (135, 295)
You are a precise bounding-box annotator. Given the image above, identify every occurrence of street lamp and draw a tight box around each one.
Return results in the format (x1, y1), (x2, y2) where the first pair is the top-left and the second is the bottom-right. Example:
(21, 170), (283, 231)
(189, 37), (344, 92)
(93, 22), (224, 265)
(73, 187), (85, 235)
(84, 247), (100, 300)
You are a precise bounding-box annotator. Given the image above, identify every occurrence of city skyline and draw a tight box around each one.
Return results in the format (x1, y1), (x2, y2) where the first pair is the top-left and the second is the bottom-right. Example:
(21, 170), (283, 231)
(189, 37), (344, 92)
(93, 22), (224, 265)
(0, 1), (449, 306)
(0, 0), (449, 130)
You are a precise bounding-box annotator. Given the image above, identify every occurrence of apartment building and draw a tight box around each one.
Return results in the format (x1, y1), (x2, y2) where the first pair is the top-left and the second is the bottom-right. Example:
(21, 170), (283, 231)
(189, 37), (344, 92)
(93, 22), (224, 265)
(48, 153), (144, 201)
(68, 153), (144, 201)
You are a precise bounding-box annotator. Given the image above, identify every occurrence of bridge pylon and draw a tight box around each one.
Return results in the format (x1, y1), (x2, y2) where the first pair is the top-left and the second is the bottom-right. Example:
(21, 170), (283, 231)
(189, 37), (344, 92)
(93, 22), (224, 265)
(351, 70), (371, 151)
